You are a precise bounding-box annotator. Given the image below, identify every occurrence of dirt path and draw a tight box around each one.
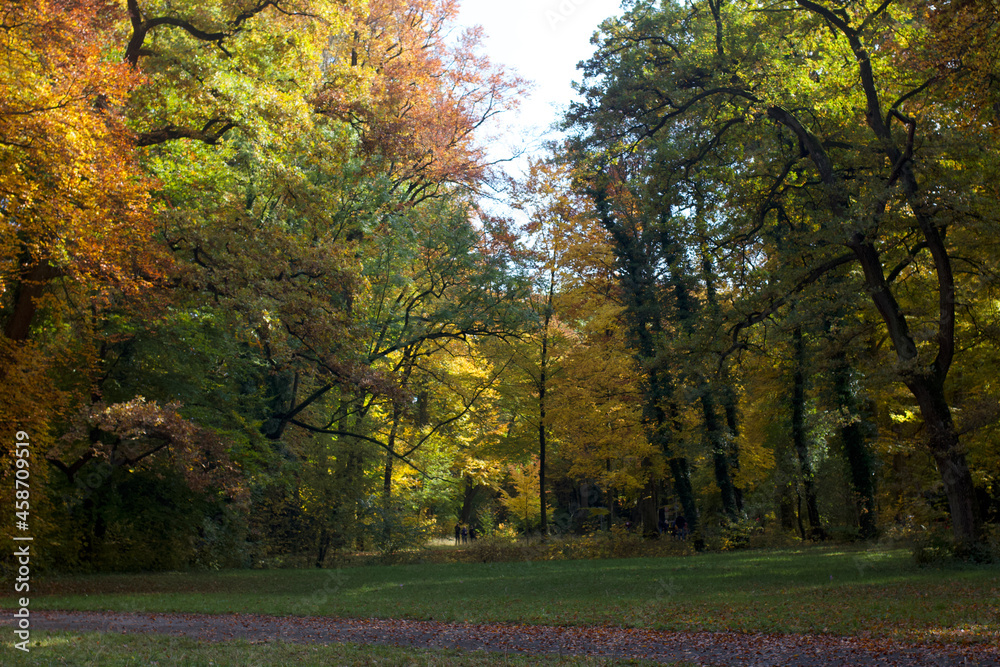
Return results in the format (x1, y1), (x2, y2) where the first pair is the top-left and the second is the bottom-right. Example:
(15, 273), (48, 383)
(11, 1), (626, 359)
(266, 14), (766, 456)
(6, 610), (998, 666)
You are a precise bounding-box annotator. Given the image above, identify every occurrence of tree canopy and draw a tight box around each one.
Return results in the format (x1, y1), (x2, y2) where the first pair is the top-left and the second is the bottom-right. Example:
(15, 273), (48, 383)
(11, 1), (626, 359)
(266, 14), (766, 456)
(1, 0), (998, 571)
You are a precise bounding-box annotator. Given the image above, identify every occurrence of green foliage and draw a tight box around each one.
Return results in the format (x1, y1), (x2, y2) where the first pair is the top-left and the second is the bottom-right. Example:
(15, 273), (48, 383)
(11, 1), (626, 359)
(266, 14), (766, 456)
(563, 0), (1000, 549)
(475, 504), (500, 537)
(499, 458), (552, 532)
(46, 466), (243, 573)
(912, 526), (999, 566)
(7, 0), (1000, 573)
(358, 496), (435, 558)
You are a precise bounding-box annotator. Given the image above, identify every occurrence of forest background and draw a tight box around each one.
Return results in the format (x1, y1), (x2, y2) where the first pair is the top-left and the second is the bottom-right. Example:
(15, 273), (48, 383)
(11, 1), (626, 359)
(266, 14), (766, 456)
(1, 0), (999, 574)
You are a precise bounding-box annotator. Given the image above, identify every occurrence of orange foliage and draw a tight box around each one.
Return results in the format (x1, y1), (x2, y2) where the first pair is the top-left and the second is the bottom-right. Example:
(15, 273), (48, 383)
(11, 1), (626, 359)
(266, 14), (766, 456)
(315, 0), (526, 200)
(0, 0), (164, 471)
(0, 1), (163, 306)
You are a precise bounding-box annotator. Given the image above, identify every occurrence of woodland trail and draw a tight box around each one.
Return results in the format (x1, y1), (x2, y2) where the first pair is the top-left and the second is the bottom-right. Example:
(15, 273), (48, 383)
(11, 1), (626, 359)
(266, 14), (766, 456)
(6, 610), (999, 666)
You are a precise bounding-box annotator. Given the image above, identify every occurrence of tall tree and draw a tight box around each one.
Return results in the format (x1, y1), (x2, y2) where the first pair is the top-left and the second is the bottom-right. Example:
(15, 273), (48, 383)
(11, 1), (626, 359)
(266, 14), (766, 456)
(568, 0), (999, 547)
(582, 164), (701, 536)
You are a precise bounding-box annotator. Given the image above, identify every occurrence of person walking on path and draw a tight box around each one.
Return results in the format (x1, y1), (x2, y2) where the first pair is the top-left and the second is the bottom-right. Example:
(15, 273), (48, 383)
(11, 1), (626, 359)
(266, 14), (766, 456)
(454, 523), (461, 545)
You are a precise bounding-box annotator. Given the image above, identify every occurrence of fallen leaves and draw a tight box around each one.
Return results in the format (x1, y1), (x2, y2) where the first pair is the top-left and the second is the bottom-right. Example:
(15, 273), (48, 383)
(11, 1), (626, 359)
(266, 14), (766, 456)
(10, 610), (1000, 667)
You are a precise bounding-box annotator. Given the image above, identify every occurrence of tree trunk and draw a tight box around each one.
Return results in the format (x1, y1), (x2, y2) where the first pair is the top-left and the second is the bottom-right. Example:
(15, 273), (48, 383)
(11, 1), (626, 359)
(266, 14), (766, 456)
(701, 387), (739, 519)
(779, 484), (797, 532)
(460, 476), (481, 526)
(766, 28), (981, 545)
(721, 386), (744, 513)
(909, 379), (981, 546)
(638, 471), (660, 538)
(382, 348), (415, 504)
(792, 327), (823, 539)
(538, 288), (551, 536)
(667, 455), (698, 536)
(383, 401), (403, 500)
(831, 351), (878, 539)
(701, 243), (743, 515)
(795, 489), (806, 540)
(315, 527), (330, 568)
(591, 185), (699, 537)
(3, 261), (60, 342)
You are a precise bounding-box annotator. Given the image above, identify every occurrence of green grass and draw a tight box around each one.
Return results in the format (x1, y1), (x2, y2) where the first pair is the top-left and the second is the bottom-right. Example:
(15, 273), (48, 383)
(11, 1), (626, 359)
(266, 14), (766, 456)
(0, 632), (673, 666)
(4, 547), (998, 643)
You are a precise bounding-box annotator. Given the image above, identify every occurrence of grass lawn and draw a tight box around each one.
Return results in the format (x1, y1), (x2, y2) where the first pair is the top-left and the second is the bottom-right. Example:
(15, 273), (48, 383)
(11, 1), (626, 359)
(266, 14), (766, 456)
(4, 546), (997, 644)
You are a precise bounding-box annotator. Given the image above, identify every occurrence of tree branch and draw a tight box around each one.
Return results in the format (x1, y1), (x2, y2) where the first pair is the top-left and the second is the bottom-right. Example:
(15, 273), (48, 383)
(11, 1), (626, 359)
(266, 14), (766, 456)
(726, 252), (857, 352)
(135, 120), (236, 147)
(287, 419), (431, 477)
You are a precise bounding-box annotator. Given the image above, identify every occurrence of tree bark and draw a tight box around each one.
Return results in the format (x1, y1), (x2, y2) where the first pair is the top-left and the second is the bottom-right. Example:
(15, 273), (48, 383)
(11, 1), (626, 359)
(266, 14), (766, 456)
(638, 469), (660, 538)
(700, 244), (743, 515)
(831, 350), (878, 539)
(792, 327), (823, 539)
(667, 454), (698, 537)
(591, 185), (699, 535)
(721, 385), (744, 513)
(790, 0), (982, 546)
(538, 279), (552, 536)
(459, 476), (482, 526)
(701, 387), (739, 519)
(3, 261), (60, 342)
(383, 402), (403, 500)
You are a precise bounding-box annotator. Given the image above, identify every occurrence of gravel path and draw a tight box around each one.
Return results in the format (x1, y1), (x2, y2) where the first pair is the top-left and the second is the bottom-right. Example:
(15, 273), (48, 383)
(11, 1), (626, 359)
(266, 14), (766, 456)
(6, 610), (999, 666)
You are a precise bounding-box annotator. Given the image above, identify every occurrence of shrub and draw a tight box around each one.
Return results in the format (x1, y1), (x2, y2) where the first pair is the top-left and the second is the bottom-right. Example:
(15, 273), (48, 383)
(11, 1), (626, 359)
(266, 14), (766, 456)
(359, 497), (435, 559)
(911, 526), (999, 566)
(464, 529), (541, 563)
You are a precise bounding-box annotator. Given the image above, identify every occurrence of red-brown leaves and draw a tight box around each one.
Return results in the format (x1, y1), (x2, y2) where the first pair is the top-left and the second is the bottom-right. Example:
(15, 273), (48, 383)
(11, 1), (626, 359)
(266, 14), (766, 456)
(53, 397), (242, 496)
(315, 0), (526, 198)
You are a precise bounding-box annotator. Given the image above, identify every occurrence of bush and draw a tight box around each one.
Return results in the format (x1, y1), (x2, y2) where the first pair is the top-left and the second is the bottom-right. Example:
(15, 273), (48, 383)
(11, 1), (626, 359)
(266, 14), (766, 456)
(911, 525), (999, 566)
(465, 534), (539, 563)
(359, 497), (435, 559)
(717, 519), (755, 551)
(457, 526), (697, 564)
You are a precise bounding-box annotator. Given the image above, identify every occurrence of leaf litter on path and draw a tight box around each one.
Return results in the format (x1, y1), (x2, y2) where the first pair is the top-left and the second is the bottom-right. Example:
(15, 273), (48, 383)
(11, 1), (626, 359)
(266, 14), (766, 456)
(8, 610), (1000, 666)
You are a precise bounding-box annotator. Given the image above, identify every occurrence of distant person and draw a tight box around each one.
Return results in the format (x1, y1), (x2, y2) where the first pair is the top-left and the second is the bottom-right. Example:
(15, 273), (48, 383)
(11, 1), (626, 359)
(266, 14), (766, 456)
(454, 523), (461, 545)
(469, 526), (477, 541)
(461, 525), (468, 544)
(673, 515), (688, 540)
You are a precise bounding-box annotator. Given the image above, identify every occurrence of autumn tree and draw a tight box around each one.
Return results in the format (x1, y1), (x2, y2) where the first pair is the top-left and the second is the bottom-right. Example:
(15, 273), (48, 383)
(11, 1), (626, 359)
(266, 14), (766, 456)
(570, 158), (702, 536)
(315, 0), (526, 202)
(567, 0), (1000, 548)
(0, 0), (160, 413)
(0, 0), (529, 569)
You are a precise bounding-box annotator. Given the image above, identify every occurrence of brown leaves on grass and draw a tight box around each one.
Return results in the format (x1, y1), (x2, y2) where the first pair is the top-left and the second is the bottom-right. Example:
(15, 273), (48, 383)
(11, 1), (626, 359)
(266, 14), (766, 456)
(16, 610), (1000, 666)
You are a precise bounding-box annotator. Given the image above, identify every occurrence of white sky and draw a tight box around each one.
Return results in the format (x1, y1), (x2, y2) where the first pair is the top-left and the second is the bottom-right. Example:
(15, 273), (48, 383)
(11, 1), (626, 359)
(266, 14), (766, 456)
(457, 0), (623, 174)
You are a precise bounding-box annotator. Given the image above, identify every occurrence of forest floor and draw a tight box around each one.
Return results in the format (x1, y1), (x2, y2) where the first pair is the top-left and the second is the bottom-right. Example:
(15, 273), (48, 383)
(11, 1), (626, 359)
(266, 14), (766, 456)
(4, 608), (1000, 666)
